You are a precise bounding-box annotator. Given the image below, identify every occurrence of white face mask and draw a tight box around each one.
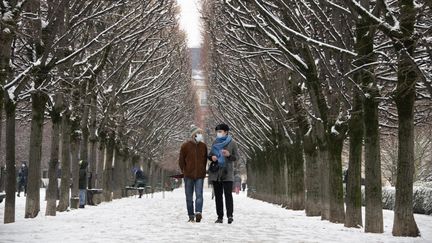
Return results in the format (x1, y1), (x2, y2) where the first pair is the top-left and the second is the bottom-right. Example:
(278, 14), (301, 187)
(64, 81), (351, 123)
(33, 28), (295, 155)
(195, 133), (203, 142)
(216, 132), (225, 138)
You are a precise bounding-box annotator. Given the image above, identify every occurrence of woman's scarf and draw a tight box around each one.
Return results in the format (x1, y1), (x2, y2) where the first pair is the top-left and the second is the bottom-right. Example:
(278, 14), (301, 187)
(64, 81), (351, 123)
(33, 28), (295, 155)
(210, 135), (232, 167)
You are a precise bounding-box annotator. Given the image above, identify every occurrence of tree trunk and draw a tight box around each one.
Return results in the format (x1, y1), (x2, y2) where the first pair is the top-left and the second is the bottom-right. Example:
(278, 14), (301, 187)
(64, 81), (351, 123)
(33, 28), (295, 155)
(88, 95), (97, 189)
(328, 134), (345, 223)
(96, 143), (105, 189)
(70, 136), (80, 198)
(304, 134), (321, 216)
(345, 90), (363, 228)
(392, 0), (420, 237)
(103, 135), (115, 202)
(291, 131), (305, 210)
(363, 82), (383, 233)
(4, 97), (16, 223)
(112, 147), (122, 199)
(45, 94), (63, 216)
(25, 91), (47, 218)
(57, 109), (71, 212)
(319, 148), (330, 221)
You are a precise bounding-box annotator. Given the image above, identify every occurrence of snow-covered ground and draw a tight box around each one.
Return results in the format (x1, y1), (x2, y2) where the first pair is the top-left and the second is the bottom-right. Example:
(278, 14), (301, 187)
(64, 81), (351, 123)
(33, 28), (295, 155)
(1, 186), (431, 243)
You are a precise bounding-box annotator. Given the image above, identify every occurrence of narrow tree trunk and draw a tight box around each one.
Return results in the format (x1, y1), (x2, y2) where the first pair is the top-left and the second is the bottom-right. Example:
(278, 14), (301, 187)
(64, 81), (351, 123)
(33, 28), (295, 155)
(4, 97), (16, 223)
(57, 109), (71, 212)
(393, 97), (419, 236)
(291, 130), (305, 210)
(103, 135), (115, 202)
(392, 0), (420, 237)
(96, 143), (105, 189)
(0, 92), (3, 192)
(328, 134), (345, 223)
(70, 136), (80, 198)
(45, 94), (63, 216)
(25, 91), (47, 218)
(88, 95), (97, 189)
(363, 84), (383, 233)
(112, 147), (122, 199)
(319, 148), (330, 220)
(304, 134), (321, 216)
(345, 91), (363, 228)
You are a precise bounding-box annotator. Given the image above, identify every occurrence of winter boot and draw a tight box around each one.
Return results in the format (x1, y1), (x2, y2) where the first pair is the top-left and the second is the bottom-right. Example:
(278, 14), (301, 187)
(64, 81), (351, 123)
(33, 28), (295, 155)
(228, 217), (233, 224)
(195, 213), (202, 223)
(188, 215), (195, 222)
(215, 218), (223, 223)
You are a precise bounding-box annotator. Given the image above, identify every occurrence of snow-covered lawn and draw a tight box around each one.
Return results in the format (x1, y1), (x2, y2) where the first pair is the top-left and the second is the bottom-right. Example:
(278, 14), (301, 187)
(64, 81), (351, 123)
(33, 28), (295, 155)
(1, 186), (431, 243)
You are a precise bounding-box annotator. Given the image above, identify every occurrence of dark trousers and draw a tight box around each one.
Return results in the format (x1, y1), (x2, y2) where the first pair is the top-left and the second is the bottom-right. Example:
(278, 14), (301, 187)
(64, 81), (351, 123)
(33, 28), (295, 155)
(213, 181), (233, 219)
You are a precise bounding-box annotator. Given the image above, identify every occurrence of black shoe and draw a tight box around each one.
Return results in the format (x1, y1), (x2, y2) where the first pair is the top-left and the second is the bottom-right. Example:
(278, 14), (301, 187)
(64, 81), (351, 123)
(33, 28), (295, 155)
(195, 213), (202, 223)
(17, 194), (20, 197)
(215, 218), (223, 223)
(228, 217), (233, 224)
(79, 205), (85, 209)
(188, 216), (195, 222)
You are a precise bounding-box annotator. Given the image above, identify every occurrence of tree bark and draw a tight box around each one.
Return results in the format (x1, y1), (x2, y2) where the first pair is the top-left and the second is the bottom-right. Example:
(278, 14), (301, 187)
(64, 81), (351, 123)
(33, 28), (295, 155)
(319, 148), (330, 220)
(345, 90), (363, 228)
(291, 130), (305, 210)
(112, 147), (123, 199)
(327, 134), (345, 224)
(363, 82), (383, 233)
(96, 143), (105, 189)
(25, 90), (48, 218)
(103, 134), (115, 202)
(304, 134), (321, 216)
(392, 1), (420, 236)
(45, 94), (63, 216)
(88, 95), (97, 189)
(70, 134), (80, 198)
(4, 96), (16, 223)
(57, 108), (71, 212)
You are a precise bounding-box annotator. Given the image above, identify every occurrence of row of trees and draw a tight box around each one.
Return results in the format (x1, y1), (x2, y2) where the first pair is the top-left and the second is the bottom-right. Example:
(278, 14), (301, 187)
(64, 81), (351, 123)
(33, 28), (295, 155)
(1, 0), (193, 223)
(202, 0), (431, 237)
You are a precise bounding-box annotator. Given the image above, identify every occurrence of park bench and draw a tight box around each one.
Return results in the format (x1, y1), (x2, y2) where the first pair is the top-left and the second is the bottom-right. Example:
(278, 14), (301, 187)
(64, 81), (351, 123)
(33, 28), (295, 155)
(0, 192), (6, 203)
(87, 188), (103, 205)
(124, 186), (153, 198)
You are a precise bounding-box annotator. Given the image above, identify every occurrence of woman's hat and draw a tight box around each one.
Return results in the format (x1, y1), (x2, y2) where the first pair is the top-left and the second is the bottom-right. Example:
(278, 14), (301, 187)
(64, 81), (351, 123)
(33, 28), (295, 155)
(190, 125), (203, 137)
(215, 123), (229, 132)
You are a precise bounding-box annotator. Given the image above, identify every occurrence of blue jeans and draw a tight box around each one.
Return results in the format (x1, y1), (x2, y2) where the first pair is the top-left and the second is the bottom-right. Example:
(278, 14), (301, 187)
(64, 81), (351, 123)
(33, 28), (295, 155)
(79, 189), (86, 206)
(184, 177), (204, 216)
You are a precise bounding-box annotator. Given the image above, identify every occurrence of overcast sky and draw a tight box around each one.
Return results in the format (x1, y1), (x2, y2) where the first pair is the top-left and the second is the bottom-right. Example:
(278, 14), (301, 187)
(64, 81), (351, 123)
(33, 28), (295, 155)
(176, 0), (202, 47)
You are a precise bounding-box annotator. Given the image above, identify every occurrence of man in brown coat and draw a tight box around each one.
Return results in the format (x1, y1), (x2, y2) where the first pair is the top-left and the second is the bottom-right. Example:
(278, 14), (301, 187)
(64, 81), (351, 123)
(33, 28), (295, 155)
(179, 125), (208, 222)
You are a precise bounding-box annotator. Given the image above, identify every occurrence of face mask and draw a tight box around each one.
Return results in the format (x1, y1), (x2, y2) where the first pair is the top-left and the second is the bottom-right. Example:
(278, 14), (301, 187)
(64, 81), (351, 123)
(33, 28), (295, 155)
(216, 132), (225, 138)
(195, 134), (203, 142)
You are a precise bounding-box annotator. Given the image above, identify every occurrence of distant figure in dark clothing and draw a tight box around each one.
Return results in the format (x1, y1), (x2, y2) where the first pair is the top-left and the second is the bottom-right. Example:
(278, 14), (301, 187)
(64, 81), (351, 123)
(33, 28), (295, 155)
(17, 163), (28, 197)
(79, 160), (88, 208)
(233, 172), (241, 195)
(134, 168), (146, 198)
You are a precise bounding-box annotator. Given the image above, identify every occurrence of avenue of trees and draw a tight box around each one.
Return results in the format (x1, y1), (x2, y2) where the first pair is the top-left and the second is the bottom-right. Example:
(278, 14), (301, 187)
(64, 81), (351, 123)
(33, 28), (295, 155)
(1, 0), (193, 223)
(202, 0), (431, 237)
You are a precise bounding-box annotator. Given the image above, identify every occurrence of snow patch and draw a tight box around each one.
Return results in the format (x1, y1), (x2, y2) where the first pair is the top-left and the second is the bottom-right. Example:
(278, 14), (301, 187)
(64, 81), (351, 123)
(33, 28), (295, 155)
(331, 126), (340, 136)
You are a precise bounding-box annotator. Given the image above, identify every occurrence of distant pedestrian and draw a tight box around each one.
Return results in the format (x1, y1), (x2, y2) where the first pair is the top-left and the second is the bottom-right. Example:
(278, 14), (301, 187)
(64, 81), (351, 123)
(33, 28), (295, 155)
(178, 125), (208, 222)
(134, 168), (147, 198)
(17, 162), (28, 197)
(78, 160), (88, 208)
(208, 123), (239, 224)
(234, 172), (241, 195)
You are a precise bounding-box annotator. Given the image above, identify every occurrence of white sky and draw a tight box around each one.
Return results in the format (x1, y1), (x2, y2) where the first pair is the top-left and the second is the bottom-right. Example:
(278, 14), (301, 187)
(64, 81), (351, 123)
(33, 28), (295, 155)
(176, 0), (202, 47)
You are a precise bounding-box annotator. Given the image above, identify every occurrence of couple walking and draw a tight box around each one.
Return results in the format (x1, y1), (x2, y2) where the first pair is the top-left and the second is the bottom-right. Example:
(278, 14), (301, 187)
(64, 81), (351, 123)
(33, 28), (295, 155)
(178, 123), (239, 224)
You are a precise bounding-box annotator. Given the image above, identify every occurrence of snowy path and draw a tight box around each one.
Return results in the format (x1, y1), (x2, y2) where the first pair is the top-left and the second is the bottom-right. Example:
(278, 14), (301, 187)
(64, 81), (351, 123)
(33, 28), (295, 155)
(1, 186), (431, 243)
